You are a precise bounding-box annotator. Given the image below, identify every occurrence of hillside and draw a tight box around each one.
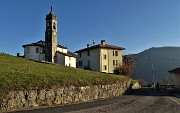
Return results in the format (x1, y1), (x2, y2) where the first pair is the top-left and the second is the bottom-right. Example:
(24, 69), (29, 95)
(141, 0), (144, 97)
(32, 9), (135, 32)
(132, 46), (180, 83)
(0, 53), (129, 94)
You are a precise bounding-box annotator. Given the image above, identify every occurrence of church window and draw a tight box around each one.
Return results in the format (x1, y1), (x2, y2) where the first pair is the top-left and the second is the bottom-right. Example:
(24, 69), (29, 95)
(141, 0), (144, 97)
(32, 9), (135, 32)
(104, 65), (107, 70)
(113, 60), (115, 66)
(53, 23), (56, 29)
(36, 48), (39, 53)
(115, 51), (118, 56)
(26, 47), (29, 53)
(116, 60), (118, 65)
(103, 54), (106, 59)
(113, 51), (118, 56)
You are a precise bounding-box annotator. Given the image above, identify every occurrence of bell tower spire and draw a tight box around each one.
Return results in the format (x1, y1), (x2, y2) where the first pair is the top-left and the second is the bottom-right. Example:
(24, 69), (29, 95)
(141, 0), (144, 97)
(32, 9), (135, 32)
(45, 6), (57, 63)
(51, 6), (53, 12)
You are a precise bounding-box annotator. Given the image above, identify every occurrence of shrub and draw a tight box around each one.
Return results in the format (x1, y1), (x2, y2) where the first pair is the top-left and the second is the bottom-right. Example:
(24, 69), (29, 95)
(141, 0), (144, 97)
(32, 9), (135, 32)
(113, 64), (132, 77)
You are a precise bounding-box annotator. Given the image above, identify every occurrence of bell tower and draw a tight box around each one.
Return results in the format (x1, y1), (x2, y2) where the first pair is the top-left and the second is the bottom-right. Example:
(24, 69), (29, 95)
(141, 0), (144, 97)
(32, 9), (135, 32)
(45, 6), (57, 63)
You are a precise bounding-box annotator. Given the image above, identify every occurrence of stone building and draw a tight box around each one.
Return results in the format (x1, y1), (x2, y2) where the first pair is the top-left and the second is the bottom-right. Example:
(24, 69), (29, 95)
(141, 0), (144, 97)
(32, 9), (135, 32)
(22, 7), (77, 68)
(75, 40), (125, 73)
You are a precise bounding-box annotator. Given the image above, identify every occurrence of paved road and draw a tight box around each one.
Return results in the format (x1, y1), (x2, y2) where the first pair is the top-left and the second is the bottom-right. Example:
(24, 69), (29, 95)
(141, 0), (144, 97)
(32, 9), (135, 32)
(9, 88), (180, 113)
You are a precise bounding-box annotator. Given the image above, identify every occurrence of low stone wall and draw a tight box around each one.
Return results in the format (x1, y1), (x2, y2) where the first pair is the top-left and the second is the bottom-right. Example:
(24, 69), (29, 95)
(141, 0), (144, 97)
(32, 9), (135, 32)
(0, 81), (130, 112)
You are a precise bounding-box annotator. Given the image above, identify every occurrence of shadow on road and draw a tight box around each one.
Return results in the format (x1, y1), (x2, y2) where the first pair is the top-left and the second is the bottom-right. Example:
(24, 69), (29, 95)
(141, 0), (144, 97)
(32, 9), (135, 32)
(124, 87), (178, 97)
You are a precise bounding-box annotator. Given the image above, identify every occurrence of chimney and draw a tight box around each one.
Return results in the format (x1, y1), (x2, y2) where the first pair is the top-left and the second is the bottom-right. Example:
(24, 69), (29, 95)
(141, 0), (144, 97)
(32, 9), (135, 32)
(87, 44), (91, 48)
(101, 40), (105, 45)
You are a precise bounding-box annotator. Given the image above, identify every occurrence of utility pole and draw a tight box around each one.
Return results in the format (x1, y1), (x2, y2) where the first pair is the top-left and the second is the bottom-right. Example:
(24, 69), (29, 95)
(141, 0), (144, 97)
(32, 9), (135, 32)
(152, 64), (154, 83)
(152, 63), (155, 89)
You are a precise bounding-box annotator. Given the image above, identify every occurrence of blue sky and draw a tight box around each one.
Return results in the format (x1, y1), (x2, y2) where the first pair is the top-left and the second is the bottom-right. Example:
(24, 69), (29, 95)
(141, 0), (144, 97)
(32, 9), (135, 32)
(0, 0), (180, 56)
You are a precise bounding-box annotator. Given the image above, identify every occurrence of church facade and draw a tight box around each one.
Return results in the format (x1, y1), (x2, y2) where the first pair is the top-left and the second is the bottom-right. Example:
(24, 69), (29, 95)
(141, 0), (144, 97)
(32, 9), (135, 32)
(22, 7), (77, 68)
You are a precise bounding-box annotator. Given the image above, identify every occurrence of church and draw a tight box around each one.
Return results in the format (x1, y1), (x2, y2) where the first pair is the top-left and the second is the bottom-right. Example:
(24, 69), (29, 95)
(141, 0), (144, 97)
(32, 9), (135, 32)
(22, 7), (77, 68)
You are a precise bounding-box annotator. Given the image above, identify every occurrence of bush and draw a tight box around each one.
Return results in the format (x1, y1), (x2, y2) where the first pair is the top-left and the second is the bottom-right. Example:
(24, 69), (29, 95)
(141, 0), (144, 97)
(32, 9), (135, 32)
(113, 64), (132, 77)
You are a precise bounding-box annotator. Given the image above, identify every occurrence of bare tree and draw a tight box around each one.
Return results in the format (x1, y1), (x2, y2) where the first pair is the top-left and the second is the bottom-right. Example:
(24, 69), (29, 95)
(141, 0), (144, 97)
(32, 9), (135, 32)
(163, 76), (174, 85)
(123, 54), (138, 71)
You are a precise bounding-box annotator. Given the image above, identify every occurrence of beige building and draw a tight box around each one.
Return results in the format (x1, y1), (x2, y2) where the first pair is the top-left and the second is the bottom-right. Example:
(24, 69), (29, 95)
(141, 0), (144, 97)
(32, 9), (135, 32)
(75, 40), (125, 73)
(169, 67), (180, 91)
(22, 7), (77, 68)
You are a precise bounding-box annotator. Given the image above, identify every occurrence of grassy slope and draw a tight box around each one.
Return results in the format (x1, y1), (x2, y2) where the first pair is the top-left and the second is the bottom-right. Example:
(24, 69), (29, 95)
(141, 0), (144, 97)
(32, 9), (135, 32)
(0, 53), (129, 93)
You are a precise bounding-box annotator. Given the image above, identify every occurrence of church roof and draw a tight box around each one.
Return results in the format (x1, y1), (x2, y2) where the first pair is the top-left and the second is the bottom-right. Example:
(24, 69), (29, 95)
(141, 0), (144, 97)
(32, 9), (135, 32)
(75, 43), (125, 53)
(46, 6), (57, 20)
(57, 44), (68, 49)
(22, 40), (45, 48)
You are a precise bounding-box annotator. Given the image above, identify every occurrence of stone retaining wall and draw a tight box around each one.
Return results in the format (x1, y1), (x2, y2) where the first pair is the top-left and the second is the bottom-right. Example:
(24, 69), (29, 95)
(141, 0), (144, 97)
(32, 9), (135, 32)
(0, 81), (130, 112)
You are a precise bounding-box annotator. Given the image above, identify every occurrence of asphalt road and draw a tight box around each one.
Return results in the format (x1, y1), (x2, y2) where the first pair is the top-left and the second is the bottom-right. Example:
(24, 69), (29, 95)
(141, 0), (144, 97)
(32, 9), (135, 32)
(8, 88), (180, 113)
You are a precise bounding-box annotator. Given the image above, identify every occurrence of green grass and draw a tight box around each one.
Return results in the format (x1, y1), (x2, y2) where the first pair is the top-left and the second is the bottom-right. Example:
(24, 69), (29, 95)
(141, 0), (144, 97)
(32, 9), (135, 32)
(0, 53), (129, 94)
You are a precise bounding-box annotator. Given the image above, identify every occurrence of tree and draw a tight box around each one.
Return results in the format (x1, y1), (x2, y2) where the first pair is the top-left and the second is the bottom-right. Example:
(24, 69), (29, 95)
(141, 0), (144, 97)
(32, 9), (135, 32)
(163, 76), (174, 85)
(113, 64), (132, 77)
(123, 54), (138, 71)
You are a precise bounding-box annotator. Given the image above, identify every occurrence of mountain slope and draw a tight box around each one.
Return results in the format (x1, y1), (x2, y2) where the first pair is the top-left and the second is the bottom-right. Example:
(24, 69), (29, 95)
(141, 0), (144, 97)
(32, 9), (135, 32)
(132, 47), (180, 83)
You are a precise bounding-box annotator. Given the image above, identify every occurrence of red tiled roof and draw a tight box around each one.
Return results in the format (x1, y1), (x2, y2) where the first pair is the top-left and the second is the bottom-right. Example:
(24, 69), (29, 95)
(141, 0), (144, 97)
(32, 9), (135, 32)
(75, 44), (125, 53)
(169, 67), (180, 74)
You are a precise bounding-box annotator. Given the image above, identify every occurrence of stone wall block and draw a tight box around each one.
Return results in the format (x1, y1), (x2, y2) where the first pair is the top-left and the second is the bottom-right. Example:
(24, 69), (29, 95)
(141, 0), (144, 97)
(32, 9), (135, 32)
(46, 89), (55, 102)
(63, 87), (69, 94)
(67, 96), (72, 103)
(14, 91), (24, 99)
(93, 93), (98, 100)
(56, 88), (64, 96)
(38, 90), (46, 100)
(62, 95), (68, 104)
(74, 94), (79, 102)
(27, 90), (37, 101)
(6, 91), (15, 99)
(53, 96), (62, 105)
(28, 100), (38, 107)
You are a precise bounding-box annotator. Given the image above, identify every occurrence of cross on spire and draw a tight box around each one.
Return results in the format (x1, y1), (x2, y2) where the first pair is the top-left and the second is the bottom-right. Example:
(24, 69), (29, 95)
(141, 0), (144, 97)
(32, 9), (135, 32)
(51, 6), (53, 12)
